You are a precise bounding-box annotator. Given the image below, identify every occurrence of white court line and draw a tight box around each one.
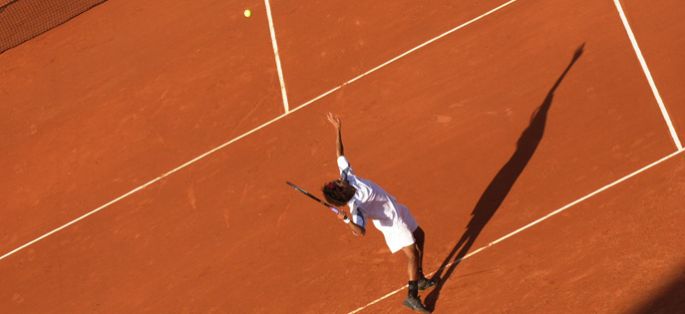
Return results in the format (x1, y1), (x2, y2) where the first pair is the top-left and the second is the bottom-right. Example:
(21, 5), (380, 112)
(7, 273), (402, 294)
(292, 0), (520, 112)
(348, 149), (685, 314)
(612, 0), (683, 150)
(0, 111), (276, 261)
(0, 0), (519, 262)
(264, 0), (290, 113)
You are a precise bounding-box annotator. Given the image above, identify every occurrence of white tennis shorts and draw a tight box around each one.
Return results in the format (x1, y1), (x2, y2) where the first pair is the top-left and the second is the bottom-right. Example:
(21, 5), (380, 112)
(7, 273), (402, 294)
(378, 217), (418, 254)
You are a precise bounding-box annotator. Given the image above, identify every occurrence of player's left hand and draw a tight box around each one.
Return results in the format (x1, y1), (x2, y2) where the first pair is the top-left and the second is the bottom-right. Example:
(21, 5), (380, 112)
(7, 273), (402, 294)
(327, 112), (341, 129)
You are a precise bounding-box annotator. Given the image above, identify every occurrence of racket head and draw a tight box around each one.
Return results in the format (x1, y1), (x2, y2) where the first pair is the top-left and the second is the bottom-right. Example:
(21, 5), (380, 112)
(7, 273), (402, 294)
(286, 181), (339, 211)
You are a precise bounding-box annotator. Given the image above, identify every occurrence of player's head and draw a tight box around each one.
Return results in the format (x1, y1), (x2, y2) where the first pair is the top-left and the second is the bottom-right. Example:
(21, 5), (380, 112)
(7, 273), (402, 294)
(322, 179), (356, 206)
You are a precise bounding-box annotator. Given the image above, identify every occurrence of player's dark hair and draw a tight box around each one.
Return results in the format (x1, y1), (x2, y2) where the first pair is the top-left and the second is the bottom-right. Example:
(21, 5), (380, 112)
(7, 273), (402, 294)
(322, 180), (356, 206)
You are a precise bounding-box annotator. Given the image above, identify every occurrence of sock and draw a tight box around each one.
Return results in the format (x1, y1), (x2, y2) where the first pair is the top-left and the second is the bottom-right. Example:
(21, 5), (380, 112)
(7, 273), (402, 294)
(408, 280), (419, 297)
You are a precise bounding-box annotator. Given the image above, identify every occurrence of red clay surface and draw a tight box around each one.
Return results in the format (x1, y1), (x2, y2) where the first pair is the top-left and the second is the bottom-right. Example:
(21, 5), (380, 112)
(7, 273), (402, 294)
(1, 0), (683, 313)
(0, 0), (282, 253)
(621, 0), (685, 145)
(270, 0), (507, 106)
(363, 152), (685, 313)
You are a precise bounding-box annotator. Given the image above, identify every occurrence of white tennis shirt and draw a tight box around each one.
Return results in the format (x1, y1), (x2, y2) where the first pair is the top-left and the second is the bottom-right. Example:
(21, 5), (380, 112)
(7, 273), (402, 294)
(337, 156), (418, 253)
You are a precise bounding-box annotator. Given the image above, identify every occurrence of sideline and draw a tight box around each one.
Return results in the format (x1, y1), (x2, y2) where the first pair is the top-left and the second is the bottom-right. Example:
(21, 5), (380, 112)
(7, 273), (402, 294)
(612, 0), (682, 150)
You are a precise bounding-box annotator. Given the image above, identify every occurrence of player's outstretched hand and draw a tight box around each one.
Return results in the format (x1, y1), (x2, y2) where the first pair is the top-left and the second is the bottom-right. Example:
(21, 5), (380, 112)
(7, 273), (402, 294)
(327, 112), (341, 130)
(572, 43), (585, 61)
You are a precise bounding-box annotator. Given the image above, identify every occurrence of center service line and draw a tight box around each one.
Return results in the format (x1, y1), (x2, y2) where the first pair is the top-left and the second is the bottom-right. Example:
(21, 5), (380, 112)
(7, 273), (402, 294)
(264, 0), (290, 113)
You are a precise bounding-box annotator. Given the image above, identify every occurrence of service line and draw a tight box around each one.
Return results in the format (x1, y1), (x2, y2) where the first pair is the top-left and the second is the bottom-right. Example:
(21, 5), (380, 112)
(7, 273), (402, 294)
(1, 0), (519, 261)
(347, 148), (684, 314)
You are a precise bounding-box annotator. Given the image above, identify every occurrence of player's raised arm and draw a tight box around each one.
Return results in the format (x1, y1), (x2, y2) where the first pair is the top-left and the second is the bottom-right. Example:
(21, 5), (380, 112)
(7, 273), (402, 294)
(327, 112), (344, 157)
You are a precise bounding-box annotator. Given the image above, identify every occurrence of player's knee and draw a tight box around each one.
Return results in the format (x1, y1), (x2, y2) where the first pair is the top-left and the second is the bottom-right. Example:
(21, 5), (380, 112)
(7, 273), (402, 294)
(403, 246), (418, 261)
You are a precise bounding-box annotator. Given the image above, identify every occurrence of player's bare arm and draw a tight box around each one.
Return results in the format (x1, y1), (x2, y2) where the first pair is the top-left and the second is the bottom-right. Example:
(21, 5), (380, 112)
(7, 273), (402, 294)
(327, 112), (344, 157)
(335, 207), (366, 236)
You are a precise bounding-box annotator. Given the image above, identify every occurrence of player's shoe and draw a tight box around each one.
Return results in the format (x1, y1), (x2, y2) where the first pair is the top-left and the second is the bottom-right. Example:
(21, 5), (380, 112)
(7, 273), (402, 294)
(402, 295), (431, 313)
(418, 276), (437, 291)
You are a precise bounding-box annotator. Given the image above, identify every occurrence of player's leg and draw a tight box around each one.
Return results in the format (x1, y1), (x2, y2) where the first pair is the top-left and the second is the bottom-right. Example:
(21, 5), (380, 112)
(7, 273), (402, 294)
(413, 226), (426, 277)
(413, 226), (437, 290)
(401, 245), (430, 313)
(401, 245), (420, 281)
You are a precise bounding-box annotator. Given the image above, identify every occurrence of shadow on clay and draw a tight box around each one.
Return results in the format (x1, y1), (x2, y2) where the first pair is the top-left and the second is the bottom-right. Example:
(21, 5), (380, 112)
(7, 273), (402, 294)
(424, 43), (585, 311)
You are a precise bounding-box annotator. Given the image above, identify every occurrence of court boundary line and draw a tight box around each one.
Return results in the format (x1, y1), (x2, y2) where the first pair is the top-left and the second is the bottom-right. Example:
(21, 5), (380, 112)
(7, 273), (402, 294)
(348, 148), (684, 313)
(0, 0), (519, 262)
(264, 0), (290, 113)
(612, 0), (682, 150)
(289, 0), (520, 112)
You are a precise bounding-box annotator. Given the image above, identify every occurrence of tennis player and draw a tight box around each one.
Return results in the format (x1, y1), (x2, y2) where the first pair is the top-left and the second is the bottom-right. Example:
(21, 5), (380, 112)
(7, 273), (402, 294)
(322, 113), (435, 313)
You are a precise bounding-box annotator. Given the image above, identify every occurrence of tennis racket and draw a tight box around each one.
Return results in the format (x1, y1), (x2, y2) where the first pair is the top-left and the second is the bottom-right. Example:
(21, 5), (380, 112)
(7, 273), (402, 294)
(285, 181), (340, 214)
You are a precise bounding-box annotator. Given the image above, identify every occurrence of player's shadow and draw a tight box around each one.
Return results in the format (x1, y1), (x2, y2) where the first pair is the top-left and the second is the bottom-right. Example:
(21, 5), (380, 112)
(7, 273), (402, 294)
(424, 43), (585, 311)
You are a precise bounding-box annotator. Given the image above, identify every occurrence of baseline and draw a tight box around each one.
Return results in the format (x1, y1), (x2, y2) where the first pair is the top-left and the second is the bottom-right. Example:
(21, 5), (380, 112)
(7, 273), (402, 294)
(348, 148), (684, 313)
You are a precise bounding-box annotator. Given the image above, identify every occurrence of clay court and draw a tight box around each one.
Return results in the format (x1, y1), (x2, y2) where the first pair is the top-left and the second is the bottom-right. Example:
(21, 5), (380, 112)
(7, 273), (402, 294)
(1, 0), (684, 313)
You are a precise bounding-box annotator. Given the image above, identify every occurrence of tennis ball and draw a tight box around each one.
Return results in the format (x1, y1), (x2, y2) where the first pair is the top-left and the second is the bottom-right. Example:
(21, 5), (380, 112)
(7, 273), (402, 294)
(243, 9), (252, 18)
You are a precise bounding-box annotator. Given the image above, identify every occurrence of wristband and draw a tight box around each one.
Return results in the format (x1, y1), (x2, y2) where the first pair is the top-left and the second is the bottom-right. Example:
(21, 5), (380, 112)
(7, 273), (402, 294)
(343, 216), (350, 224)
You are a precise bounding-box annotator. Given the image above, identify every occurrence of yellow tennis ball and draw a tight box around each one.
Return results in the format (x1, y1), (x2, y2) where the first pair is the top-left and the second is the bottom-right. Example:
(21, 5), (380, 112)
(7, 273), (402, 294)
(243, 9), (252, 18)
